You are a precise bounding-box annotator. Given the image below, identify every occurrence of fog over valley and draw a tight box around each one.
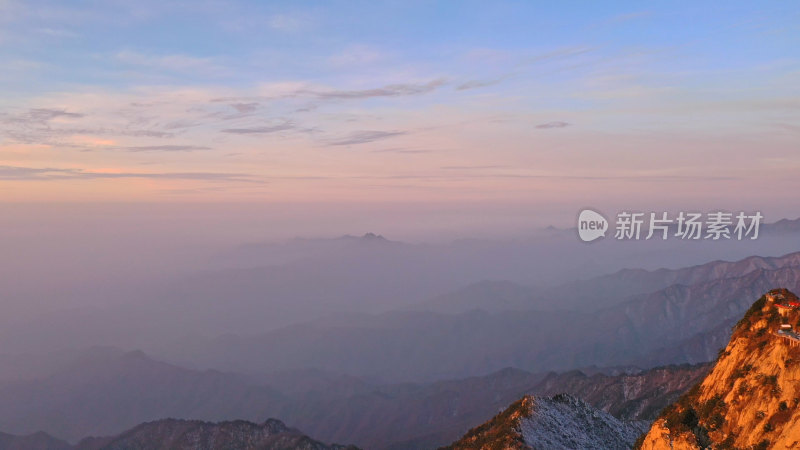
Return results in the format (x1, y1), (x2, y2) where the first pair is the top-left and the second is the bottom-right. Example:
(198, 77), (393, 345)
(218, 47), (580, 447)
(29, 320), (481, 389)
(2, 203), (799, 375)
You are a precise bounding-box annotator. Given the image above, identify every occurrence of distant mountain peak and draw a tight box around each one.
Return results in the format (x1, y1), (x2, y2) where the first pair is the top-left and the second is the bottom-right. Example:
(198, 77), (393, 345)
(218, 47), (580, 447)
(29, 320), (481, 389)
(352, 232), (386, 240)
(336, 232), (391, 243)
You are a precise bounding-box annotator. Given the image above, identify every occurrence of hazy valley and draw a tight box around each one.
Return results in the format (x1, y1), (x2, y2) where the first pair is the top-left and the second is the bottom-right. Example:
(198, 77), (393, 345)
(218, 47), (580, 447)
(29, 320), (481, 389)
(1, 226), (799, 448)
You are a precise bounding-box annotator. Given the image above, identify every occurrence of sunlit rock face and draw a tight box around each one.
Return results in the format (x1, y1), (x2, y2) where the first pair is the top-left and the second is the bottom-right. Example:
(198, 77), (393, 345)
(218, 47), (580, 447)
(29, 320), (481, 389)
(638, 289), (800, 449)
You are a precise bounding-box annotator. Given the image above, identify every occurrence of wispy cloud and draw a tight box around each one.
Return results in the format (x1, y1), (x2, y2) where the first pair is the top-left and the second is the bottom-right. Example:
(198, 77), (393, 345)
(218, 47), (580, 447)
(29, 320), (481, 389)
(329, 130), (407, 146)
(121, 145), (210, 152)
(440, 165), (508, 170)
(215, 79), (448, 105)
(229, 102), (259, 113)
(370, 148), (433, 154)
(535, 121), (571, 129)
(0, 164), (260, 182)
(81, 171), (258, 182)
(341, 172), (739, 182)
(122, 129), (175, 138)
(1, 106), (180, 147)
(2, 127), (175, 145)
(456, 79), (501, 91)
(221, 122), (295, 134)
(297, 79), (447, 100)
(1, 108), (84, 125)
(0, 165), (62, 180)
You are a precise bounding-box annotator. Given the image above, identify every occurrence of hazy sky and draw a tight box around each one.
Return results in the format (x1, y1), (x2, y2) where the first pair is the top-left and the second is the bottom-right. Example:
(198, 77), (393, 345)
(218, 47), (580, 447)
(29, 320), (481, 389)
(0, 1), (798, 220)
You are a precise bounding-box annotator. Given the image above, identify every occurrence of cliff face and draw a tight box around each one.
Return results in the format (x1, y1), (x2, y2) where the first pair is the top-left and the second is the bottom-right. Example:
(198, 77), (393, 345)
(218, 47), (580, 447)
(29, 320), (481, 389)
(637, 289), (800, 449)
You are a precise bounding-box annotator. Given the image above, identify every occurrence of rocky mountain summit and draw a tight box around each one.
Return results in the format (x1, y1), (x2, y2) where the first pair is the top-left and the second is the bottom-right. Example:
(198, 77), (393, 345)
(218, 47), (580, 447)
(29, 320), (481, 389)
(637, 288), (800, 449)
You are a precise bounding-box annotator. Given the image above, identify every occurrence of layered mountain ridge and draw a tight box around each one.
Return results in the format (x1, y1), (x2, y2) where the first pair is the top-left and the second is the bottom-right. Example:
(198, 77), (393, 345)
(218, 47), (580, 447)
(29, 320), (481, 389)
(0, 418), (356, 450)
(0, 348), (707, 449)
(76, 418), (358, 450)
(179, 252), (800, 381)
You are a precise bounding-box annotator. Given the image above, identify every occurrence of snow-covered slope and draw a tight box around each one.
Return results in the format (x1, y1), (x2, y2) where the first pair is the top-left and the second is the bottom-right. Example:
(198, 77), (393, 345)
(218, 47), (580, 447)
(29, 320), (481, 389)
(520, 394), (648, 449)
(444, 393), (647, 449)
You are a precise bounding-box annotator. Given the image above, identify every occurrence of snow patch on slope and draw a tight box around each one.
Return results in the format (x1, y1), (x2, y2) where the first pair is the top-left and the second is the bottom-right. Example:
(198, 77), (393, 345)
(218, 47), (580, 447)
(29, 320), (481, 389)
(520, 394), (648, 449)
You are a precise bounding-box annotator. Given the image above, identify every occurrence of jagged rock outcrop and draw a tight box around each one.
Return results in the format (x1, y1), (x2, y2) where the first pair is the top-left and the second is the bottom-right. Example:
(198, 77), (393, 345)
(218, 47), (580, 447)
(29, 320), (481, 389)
(637, 288), (800, 449)
(443, 394), (647, 450)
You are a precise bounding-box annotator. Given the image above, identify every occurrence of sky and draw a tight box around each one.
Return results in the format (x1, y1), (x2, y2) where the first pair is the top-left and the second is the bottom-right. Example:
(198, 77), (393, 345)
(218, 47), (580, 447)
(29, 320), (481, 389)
(0, 0), (798, 228)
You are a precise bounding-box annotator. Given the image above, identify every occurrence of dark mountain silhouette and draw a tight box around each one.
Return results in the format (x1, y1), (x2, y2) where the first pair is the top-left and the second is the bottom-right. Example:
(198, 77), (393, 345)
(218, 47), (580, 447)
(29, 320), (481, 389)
(0, 431), (70, 450)
(0, 349), (286, 442)
(74, 418), (358, 450)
